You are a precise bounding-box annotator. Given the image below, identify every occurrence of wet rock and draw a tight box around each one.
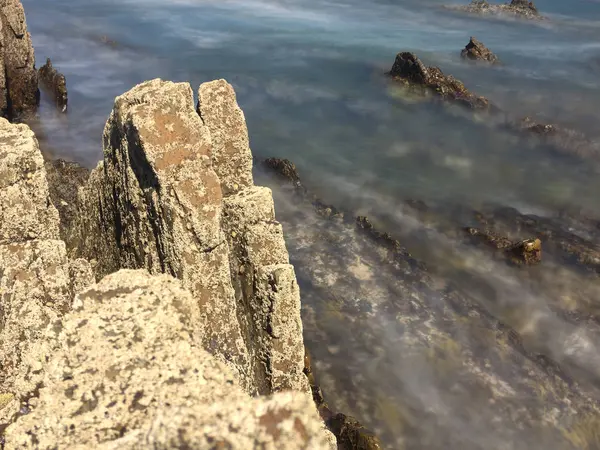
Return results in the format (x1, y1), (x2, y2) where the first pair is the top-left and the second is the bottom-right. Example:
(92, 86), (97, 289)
(44, 158), (90, 250)
(264, 157), (302, 184)
(74, 79), (309, 396)
(38, 58), (67, 112)
(466, 227), (542, 265)
(0, 0), (39, 120)
(453, 0), (542, 19)
(3, 270), (334, 450)
(389, 52), (490, 109)
(0, 118), (92, 429)
(461, 36), (499, 64)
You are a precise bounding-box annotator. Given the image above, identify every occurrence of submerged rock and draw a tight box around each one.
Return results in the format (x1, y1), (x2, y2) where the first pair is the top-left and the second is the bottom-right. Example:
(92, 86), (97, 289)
(389, 52), (490, 109)
(466, 227), (542, 265)
(38, 58), (68, 112)
(74, 79), (309, 397)
(0, 0), (39, 120)
(453, 0), (542, 19)
(461, 36), (499, 64)
(3, 270), (334, 449)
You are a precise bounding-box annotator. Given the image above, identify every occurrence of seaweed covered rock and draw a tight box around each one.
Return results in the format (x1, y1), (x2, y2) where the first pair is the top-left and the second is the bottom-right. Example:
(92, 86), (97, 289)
(389, 52), (490, 109)
(466, 227), (542, 265)
(38, 58), (67, 112)
(74, 79), (309, 396)
(0, 0), (39, 120)
(3, 270), (334, 449)
(461, 36), (499, 64)
(0, 118), (92, 430)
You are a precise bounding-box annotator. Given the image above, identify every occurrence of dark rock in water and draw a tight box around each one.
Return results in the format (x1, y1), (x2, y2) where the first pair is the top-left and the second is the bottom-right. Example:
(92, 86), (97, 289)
(38, 58), (68, 112)
(461, 36), (499, 64)
(264, 157), (302, 183)
(453, 0), (543, 19)
(0, 0), (40, 120)
(389, 52), (490, 109)
(465, 227), (542, 265)
(44, 158), (90, 250)
(303, 347), (382, 450)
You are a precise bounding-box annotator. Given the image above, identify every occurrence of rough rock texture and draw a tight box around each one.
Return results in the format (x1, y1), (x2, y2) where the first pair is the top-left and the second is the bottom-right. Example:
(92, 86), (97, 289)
(3, 270), (334, 450)
(197, 79), (253, 195)
(0, 118), (92, 429)
(38, 58), (67, 112)
(453, 0), (543, 19)
(461, 36), (499, 64)
(389, 52), (490, 109)
(44, 158), (90, 250)
(0, 0), (39, 120)
(465, 227), (542, 265)
(74, 79), (309, 396)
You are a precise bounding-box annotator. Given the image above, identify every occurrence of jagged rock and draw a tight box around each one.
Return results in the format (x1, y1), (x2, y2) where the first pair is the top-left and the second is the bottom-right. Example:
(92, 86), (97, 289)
(2, 270), (334, 449)
(38, 58), (67, 112)
(197, 79), (253, 195)
(0, 118), (92, 429)
(44, 158), (90, 250)
(466, 227), (542, 265)
(461, 37), (499, 64)
(264, 157), (302, 184)
(389, 52), (490, 109)
(74, 79), (309, 396)
(0, 0), (39, 120)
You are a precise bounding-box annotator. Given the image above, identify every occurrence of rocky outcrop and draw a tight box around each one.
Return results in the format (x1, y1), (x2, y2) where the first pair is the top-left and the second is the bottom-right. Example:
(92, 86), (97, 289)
(44, 158), (90, 250)
(453, 0), (543, 19)
(461, 37), (499, 64)
(388, 52), (490, 109)
(38, 58), (67, 112)
(0, 0), (39, 120)
(465, 227), (542, 265)
(73, 79), (309, 397)
(3, 270), (333, 449)
(0, 118), (93, 430)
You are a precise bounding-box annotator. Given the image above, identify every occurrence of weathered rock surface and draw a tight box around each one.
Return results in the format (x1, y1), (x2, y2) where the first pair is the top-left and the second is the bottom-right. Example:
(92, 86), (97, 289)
(0, 0), (39, 120)
(461, 36), (499, 64)
(389, 52), (490, 109)
(3, 270), (334, 450)
(465, 227), (542, 265)
(452, 0), (543, 19)
(38, 58), (67, 112)
(74, 79), (309, 397)
(44, 158), (90, 250)
(0, 118), (92, 430)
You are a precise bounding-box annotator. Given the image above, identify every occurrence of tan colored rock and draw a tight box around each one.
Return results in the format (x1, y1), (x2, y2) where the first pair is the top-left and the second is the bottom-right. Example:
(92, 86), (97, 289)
(74, 79), (310, 397)
(0, 119), (92, 428)
(0, 0), (39, 119)
(3, 270), (334, 450)
(198, 79), (253, 195)
(0, 118), (59, 244)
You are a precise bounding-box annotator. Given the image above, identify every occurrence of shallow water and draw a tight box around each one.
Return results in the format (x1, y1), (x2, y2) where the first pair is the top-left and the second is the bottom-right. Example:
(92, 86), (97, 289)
(23, 0), (600, 448)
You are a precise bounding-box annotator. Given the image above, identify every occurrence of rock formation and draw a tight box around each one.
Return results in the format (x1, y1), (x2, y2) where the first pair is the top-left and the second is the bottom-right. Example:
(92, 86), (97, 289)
(3, 270), (333, 449)
(0, 117), (93, 430)
(461, 36), (499, 64)
(453, 0), (542, 19)
(38, 58), (67, 112)
(0, 0), (39, 120)
(73, 78), (310, 397)
(388, 52), (490, 109)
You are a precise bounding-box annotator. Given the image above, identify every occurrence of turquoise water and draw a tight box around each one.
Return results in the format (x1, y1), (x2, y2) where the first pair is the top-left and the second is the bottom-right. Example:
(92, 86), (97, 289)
(23, 0), (600, 448)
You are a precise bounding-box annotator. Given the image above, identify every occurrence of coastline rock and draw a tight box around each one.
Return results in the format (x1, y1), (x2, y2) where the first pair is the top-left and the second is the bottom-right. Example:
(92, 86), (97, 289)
(465, 227), (542, 265)
(74, 79), (309, 396)
(461, 36), (499, 64)
(3, 270), (333, 449)
(38, 58), (67, 112)
(389, 52), (490, 109)
(0, 118), (92, 429)
(264, 157), (302, 184)
(44, 158), (90, 250)
(0, 0), (39, 120)
(454, 0), (542, 20)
